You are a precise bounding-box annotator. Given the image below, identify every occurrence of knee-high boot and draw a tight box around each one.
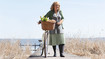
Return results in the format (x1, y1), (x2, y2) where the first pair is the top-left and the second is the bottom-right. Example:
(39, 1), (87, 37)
(59, 44), (65, 57)
(52, 46), (56, 57)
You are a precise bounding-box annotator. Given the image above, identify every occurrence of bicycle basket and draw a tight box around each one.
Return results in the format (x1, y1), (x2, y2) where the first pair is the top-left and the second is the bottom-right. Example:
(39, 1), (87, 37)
(41, 20), (56, 30)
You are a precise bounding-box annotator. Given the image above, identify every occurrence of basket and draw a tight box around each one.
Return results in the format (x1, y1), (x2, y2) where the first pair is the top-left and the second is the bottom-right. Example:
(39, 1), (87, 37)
(41, 21), (55, 30)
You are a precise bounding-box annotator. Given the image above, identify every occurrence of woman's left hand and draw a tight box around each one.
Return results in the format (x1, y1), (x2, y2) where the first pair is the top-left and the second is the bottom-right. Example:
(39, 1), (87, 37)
(57, 22), (61, 25)
(57, 20), (63, 25)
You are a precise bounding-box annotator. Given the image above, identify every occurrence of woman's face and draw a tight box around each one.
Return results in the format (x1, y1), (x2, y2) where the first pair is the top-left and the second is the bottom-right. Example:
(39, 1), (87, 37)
(54, 3), (60, 11)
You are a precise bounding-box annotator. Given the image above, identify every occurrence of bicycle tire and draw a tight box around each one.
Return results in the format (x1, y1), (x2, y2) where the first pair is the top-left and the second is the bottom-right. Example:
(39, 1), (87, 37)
(44, 33), (47, 58)
(40, 47), (43, 56)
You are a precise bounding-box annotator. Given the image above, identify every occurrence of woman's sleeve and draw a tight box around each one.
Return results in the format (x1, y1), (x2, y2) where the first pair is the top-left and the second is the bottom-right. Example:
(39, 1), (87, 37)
(44, 11), (51, 17)
(38, 11), (51, 23)
(60, 10), (64, 20)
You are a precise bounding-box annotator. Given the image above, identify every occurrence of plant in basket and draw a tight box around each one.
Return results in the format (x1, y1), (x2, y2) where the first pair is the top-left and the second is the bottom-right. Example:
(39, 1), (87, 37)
(40, 16), (48, 22)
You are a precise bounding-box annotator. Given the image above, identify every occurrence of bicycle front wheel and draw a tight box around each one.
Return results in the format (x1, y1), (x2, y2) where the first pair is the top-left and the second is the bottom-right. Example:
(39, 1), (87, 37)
(44, 33), (48, 58)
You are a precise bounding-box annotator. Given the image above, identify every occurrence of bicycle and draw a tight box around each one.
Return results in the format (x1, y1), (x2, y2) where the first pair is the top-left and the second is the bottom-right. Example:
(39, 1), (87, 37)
(38, 19), (56, 58)
(40, 30), (49, 58)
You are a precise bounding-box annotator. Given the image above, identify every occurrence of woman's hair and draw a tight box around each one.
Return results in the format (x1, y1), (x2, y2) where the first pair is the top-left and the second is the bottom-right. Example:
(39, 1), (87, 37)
(50, 2), (60, 11)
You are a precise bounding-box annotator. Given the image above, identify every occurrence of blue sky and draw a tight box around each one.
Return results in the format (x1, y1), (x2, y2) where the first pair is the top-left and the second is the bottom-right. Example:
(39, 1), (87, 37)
(0, 0), (105, 39)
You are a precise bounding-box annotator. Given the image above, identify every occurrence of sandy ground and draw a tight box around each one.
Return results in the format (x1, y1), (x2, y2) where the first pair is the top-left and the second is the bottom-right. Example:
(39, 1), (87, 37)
(27, 46), (91, 59)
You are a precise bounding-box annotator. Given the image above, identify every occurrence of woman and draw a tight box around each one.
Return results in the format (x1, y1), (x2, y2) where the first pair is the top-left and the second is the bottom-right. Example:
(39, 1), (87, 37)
(38, 2), (65, 57)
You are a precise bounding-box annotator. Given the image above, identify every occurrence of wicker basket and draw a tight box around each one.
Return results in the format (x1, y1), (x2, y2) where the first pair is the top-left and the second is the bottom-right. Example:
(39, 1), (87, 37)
(41, 21), (55, 30)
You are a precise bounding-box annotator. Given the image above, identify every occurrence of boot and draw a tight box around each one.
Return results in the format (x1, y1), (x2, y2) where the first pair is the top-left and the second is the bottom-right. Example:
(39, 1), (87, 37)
(59, 44), (65, 57)
(52, 46), (56, 57)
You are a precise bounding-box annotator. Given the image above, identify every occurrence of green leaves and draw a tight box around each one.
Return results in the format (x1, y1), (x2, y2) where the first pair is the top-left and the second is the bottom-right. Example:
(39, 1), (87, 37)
(40, 16), (48, 21)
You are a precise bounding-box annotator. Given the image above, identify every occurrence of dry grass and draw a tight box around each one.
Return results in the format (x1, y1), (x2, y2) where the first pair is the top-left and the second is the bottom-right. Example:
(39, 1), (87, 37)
(64, 38), (105, 59)
(0, 40), (31, 59)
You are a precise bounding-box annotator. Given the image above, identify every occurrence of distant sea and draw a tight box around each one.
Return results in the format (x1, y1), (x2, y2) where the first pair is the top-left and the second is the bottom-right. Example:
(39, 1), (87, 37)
(0, 39), (41, 43)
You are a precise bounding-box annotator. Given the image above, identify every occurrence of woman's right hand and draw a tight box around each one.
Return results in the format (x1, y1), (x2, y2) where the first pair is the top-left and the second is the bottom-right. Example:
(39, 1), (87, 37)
(38, 21), (41, 24)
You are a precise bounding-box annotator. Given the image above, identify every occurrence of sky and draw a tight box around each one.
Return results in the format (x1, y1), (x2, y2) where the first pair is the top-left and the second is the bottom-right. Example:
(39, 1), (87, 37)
(0, 0), (105, 39)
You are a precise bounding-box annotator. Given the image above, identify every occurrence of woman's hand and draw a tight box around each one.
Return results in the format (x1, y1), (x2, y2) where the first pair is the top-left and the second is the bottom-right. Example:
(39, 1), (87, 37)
(57, 22), (61, 25)
(57, 20), (63, 25)
(38, 21), (41, 24)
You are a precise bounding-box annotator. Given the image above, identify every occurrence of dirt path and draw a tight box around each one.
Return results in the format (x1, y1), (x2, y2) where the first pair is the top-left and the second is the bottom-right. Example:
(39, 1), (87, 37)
(27, 46), (91, 59)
